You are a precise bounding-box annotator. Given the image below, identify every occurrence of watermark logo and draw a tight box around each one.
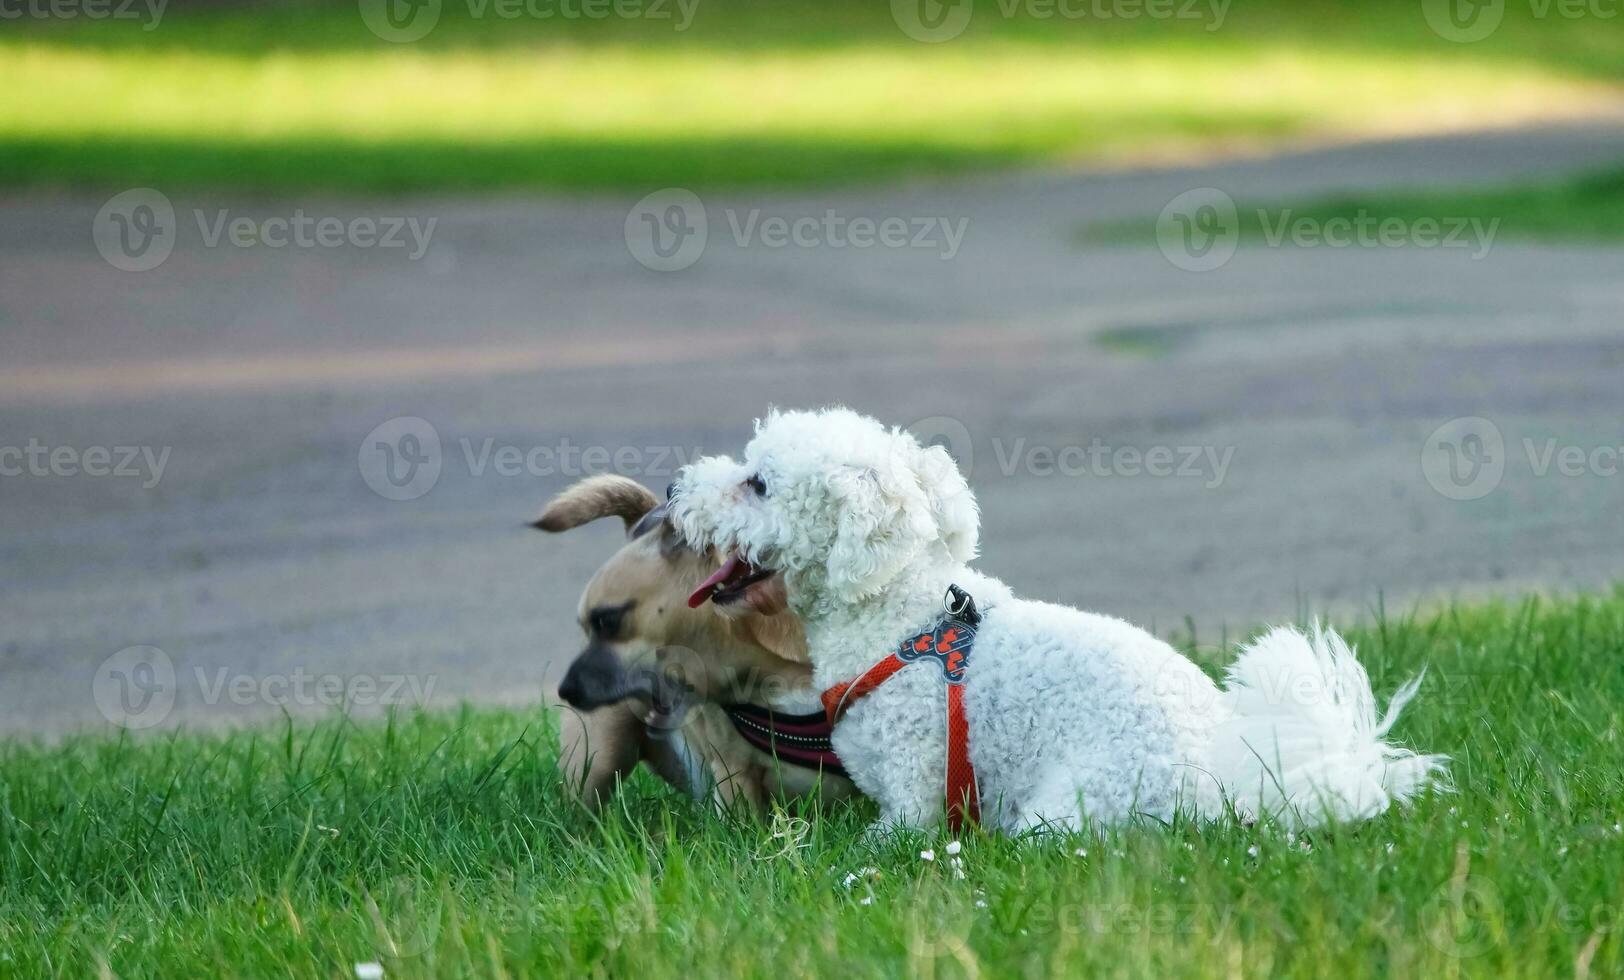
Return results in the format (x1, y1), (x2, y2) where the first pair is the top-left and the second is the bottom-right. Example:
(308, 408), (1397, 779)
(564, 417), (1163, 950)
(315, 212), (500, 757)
(93, 191), (440, 271)
(625, 189), (970, 270)
(360, 0), (695, 41)
(360, 417), (443, 501)
(1422, 0), (1508, 40)
(93, 188), (177, 273)
(1421, 417), (1506, 501)
(93, 646), (177, 729)
(903, 415), (977, 485)
(0, 440), (170, 488)
(625, 188), (708, 271)
(365, 877), (443, 960)
(359, 0), (442, 41)
(1154, 189), (1500, 269)
(0, 0), (166, 28)
(94, 646), (438, 729)
(892, 0), (975, 41)
(1425, 0), (1620, 42)
(1256, 209), (1498, 259)
(1424, 416), (1624, 499)
(1157, 187), (1238, 273)
(1422, 872), (1503, 959)
(892, 0), (1228, 40)
(885, 415), (1233, 487)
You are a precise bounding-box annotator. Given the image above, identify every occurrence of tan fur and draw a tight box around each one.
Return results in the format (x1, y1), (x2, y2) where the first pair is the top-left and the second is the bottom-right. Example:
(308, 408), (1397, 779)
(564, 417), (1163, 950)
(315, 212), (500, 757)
(540, 477), (851, 814)
(534, 473), (661, 532)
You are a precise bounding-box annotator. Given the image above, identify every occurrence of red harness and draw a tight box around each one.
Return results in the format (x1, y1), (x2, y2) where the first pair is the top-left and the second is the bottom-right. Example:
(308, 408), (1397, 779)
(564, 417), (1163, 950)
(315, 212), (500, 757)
(820, 586), (983, 832)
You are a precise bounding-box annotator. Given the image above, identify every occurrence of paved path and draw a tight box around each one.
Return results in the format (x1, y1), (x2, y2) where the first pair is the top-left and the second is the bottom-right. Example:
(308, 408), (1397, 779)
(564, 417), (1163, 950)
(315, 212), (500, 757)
(3, 121), (1623, 734)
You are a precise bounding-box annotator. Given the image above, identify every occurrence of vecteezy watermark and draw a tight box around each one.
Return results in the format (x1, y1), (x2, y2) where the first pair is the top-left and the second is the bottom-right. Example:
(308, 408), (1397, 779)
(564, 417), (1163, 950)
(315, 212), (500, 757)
(358, 0), (696, 42)
(1156, 187), (1499, 271)
(0, 0), (165, 28)
(1156, 187), (1240, 273)
(92, 646), (177, 730)
(93, 645), (438, 728)
(1254, 209), (1499, 260)
(889, 0), (1229, 42)
(93, 189), (438, 272)
(1420, 854), (1624, 961)
(1422, 416), (1624, 500)
(623, 188), (970, 272)
(93, 189), (177, 273)
(359, 417), (444, 502)
(899, 416), (1235, 488)
(1421, 417), (1505, 501)
(1424, 0), (1618, 43)
(359, 416), (707, 501)
(0, 439), (170, 489)
(991, 437), (1235, 487)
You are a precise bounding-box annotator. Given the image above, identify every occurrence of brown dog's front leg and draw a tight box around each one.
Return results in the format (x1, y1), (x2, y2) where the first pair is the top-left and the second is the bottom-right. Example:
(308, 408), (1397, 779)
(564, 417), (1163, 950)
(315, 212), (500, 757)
(556, 705), (643, 811)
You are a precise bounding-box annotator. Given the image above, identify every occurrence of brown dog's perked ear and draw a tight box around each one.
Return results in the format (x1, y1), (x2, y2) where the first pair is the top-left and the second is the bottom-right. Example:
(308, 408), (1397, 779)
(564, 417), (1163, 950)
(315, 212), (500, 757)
(533, 475), (661, 534)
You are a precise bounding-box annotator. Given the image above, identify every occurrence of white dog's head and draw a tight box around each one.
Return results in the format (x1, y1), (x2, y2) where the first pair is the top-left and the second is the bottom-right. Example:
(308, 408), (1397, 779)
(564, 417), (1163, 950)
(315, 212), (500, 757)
(672, 408), (979, 614)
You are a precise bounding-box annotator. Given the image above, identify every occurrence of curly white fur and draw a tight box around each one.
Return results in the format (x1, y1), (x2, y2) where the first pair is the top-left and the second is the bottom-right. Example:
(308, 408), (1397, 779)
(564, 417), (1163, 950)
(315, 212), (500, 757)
(672, 407), (1447, 833)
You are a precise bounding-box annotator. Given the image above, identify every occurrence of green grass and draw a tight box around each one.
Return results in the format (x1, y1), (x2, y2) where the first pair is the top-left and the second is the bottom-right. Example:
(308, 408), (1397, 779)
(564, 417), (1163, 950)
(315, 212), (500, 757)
(1083, 167), (1624, 252)
(4, 591), (1624, 977)
(3, 0), (1624, 191)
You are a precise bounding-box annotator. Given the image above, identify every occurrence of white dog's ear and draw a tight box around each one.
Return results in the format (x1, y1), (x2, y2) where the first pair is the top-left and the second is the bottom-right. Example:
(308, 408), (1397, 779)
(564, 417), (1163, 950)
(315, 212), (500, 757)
(912, 443), (980, 563)
(826, 466), (933, 602)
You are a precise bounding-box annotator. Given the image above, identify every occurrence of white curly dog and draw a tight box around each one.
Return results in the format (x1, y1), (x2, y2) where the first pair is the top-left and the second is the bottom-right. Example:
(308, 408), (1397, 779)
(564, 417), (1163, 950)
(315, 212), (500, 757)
(672, 407), (1446, 834)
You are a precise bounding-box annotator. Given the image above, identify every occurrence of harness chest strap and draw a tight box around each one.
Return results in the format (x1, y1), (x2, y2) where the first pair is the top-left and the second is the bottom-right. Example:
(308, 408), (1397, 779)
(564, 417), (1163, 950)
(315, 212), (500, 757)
(820, 586), (982, 832)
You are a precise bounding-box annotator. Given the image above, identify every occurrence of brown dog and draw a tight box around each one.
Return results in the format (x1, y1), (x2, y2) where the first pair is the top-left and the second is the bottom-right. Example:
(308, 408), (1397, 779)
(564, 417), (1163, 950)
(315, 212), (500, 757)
(537, 475), (855, 813)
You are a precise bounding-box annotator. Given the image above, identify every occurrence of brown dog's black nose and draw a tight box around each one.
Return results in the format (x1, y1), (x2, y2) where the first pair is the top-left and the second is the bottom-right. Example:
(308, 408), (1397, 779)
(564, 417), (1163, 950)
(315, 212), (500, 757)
(558, 642), (627, 710)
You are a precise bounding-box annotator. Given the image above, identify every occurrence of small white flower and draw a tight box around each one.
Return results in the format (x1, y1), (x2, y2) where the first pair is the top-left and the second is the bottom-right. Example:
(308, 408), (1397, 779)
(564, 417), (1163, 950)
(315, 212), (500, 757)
(1073, 848), (1087, 858)
(1385, 842), (1395, 854)
(1448, 806), (1458, 815)
(859, 895), (874, 906)
(1461, 821), (1469, 828)
(945, 840), (962, 856)
(841, 866), (880, 889)
(1614, 823), (1622, 834)
(318, 825), (340, 839)
(974, 898), (988, 909)
(950, 857), (966, 880)
(920, 849), (936, 862)
(1178, 876), (1186, 884)
(1246, 845), (1259, 858)
(355, 964), (384, 980)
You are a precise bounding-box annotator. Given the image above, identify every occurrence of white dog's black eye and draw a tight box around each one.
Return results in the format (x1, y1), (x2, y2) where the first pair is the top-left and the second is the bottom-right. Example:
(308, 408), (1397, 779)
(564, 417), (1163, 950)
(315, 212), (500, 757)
(744, 474), (767, 497)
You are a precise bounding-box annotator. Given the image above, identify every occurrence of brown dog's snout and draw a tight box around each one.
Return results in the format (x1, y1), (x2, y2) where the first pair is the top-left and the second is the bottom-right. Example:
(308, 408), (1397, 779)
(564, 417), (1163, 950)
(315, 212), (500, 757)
(558, 642), (634, 710)
(558, 642), (697, 730)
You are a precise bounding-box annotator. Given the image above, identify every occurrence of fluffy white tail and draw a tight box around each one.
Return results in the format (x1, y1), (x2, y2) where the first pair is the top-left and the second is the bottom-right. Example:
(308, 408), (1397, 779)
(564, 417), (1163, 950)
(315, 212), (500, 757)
(1195, 623), (1448, 827)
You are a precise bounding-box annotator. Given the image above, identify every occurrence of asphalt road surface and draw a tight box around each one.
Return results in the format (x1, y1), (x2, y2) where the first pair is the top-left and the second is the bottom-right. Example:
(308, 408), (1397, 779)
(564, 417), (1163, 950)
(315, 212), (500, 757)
(4, 120), (1623, 734)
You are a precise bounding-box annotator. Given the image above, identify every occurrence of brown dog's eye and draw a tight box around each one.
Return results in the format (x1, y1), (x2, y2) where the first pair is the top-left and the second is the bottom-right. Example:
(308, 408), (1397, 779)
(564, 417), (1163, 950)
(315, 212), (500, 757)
(745, 474), (767, 497)
(588, 604), (628, 638)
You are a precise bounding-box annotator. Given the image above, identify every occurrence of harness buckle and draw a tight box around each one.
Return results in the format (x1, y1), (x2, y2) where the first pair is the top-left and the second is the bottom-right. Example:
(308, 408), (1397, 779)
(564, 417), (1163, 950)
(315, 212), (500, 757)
(944, 584), (979, 626)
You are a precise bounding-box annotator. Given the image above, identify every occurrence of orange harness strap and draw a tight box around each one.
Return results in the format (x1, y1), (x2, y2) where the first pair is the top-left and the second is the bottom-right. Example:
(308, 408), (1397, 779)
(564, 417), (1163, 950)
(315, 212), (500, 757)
(821, 587), (982, 832)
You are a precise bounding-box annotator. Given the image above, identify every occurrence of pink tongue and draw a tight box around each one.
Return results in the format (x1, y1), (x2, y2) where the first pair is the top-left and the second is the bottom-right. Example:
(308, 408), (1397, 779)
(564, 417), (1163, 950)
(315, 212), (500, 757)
(688, 554), (743, 608)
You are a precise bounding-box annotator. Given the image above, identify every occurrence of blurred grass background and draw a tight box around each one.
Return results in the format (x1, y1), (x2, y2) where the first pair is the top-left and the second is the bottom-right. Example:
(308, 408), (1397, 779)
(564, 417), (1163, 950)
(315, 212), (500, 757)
(4, 0), (1624, 192)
